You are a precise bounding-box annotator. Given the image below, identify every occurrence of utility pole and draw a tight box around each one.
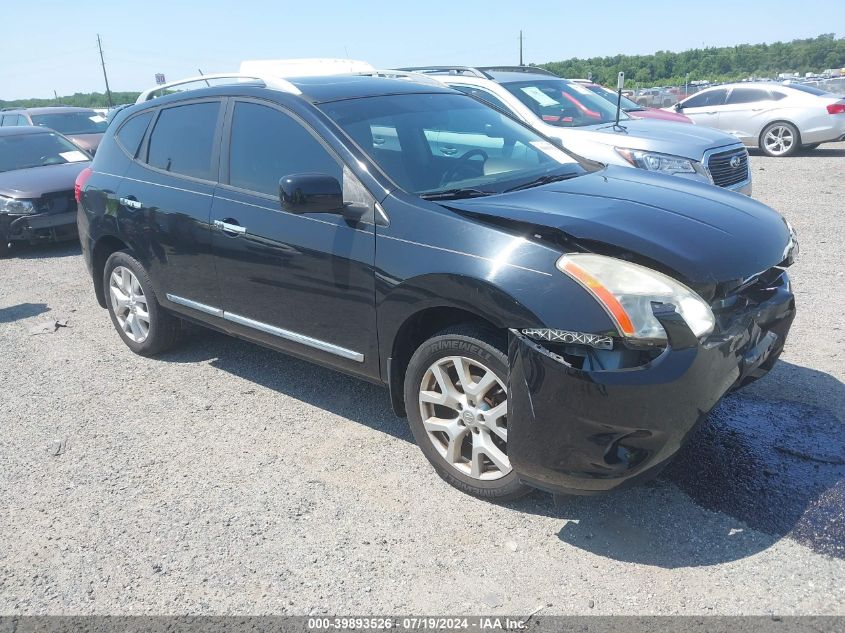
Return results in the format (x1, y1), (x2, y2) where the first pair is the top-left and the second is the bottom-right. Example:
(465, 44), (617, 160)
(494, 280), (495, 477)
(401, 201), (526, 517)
(519, 30), (524, 66)
(53, 89), (59, 105)
(97, 34), (113, 107)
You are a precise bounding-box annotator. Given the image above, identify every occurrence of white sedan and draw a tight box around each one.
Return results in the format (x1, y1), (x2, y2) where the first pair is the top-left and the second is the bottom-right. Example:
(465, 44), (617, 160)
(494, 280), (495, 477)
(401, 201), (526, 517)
(670, 82), (845, 156)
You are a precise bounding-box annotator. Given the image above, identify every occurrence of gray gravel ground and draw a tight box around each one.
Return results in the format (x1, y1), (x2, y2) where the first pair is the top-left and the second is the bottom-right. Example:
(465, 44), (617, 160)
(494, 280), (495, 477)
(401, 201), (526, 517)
(1, 143), (844, 615)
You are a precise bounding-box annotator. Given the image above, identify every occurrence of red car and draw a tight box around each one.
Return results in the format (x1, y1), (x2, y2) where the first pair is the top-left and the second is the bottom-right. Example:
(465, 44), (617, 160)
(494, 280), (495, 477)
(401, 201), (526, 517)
(578, 82), (693, 124)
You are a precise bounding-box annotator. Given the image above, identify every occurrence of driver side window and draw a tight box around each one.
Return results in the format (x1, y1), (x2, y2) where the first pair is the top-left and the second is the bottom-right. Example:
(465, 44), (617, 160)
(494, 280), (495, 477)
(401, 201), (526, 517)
(228, 101), (342, 196)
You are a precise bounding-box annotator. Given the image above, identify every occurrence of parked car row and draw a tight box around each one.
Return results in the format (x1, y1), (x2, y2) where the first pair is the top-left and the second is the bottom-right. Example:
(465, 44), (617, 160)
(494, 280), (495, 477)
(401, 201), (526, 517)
(0, 106), (107, 154)
(73, 60), (797, 500)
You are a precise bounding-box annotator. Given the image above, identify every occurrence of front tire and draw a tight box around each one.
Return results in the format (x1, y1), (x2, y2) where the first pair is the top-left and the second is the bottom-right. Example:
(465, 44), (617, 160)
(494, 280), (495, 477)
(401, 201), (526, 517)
(103, 251), (182, 356)
(760, 122), (800, 157)
(404, 325), (531, 501)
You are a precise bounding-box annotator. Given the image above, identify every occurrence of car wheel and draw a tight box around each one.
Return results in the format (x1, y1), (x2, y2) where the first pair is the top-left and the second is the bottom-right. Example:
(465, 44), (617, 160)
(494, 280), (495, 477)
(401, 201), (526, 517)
(103, 251), (182, 356)
(0, 238), (9, 258)
(404, 325), (532, 501)
(760, 122), (800, 157)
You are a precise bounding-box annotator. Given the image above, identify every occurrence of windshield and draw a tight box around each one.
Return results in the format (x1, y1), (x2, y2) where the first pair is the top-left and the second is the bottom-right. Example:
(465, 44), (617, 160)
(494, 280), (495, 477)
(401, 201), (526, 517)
(319, 93), (585, 196)
(0, 132), (89, 172)
(30, 111), (108, 135)
(502, 79), (629, 127)
(582, 84), (644, 111)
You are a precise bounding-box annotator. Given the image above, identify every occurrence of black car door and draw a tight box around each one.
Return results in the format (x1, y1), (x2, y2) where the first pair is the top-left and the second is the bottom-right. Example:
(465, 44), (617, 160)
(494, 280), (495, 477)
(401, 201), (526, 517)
(210, 98), (379, 377)
(116, 99), (224, 312)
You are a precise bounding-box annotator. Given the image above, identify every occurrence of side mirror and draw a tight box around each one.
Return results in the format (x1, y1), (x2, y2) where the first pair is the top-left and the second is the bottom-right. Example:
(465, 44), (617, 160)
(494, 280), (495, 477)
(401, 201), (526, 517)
(674, 103), (683, 111)
(280, 173), (345, 214)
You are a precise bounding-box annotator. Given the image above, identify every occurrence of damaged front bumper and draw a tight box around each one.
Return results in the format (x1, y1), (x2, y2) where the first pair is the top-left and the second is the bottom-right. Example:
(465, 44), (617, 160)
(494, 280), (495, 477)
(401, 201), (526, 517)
(507, 270), (795, 495)
(0, 211), (78, 244)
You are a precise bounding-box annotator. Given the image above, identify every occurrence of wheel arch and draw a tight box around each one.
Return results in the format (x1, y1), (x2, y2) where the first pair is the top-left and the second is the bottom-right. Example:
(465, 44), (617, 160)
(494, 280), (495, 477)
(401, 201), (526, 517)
(381, 273), (542, 417)
(91, 234), (131, 308)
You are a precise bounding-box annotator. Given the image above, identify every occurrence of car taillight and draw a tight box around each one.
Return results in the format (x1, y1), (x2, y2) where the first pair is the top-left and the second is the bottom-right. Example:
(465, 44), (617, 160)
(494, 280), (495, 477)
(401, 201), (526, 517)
(74, 167), (93, 203)
(827, 102), (845, 115)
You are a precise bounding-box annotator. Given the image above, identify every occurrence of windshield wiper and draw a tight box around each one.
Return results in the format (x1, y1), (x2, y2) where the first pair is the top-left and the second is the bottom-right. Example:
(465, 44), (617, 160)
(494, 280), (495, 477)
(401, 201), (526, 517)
(504, 172), (578, 193)
(420, 188), (493, 201)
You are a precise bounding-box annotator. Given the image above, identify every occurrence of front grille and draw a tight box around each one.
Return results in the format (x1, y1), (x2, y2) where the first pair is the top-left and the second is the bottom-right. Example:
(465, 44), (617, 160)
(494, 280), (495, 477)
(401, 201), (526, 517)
(36, 191), (75, 215)
(706, 148), (749, 188)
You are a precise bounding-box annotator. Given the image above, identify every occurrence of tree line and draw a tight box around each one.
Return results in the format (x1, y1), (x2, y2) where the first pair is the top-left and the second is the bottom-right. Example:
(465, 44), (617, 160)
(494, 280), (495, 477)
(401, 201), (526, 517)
(1, 91), (140, 109)
(540, 34), (845, 87)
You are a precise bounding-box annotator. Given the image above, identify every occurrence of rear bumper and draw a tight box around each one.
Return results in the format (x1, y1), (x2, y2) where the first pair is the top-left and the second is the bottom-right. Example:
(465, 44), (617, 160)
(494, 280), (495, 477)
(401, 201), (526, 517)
(0, 211), (77, 243)
(507, 271), (795, 495)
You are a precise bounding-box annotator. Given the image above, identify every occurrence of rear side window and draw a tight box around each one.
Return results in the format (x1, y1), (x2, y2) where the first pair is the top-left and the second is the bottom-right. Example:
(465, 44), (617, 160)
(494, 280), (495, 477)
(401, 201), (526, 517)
(147, 102), (219, 180)
(115, 112), (153, 158)
(726, 88), (770, 105)
(682, 89), (727, 108)
(228, 101), (341, 196)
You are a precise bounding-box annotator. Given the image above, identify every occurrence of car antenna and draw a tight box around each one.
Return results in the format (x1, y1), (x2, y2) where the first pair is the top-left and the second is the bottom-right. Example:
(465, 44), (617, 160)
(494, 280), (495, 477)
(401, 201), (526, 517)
(614, 71), (627, 132)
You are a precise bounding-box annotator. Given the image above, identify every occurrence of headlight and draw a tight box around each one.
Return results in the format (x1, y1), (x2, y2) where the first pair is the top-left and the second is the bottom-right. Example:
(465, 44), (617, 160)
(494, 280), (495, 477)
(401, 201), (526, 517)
(557, 253), (715, 342)
(0, 196), (36, 215)
(615, 148), (700, 177)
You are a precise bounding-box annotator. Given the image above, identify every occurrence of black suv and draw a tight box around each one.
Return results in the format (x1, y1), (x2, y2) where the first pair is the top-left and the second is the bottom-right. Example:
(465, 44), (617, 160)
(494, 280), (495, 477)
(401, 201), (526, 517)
(78, 74), (796, 500)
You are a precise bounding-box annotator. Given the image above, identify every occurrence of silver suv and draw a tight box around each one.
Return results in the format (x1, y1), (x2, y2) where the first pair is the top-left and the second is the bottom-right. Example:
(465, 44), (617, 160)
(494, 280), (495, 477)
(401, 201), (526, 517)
(402, 66), (752, 195)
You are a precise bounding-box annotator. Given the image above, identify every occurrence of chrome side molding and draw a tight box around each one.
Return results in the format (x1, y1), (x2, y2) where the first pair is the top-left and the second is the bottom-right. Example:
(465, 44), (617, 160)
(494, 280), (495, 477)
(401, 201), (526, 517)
(165, 294), (363, 362)
(166, 294), (224, 317)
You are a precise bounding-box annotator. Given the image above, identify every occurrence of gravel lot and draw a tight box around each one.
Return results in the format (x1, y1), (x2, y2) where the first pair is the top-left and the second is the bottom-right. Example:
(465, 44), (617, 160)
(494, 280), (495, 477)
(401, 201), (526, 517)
(1, 143), (844, 615)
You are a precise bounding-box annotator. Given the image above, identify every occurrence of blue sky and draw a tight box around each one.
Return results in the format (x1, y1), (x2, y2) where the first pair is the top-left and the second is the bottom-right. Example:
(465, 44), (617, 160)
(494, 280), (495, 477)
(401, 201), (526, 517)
(1, 0), (842, 99)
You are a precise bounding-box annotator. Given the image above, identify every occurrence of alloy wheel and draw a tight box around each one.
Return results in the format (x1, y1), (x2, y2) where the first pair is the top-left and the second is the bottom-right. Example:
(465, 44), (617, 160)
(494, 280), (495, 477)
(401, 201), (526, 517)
(763, 125), (795, 156)
(418, 356), (510, 480)
(109, 266), (150, 343)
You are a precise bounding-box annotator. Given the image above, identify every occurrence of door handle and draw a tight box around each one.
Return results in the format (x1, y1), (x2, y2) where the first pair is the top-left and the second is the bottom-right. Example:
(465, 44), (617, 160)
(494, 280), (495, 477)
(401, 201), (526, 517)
(119, 196), (142, 209)
(440, 146), (458, 156)
(213, 219), (247, 236)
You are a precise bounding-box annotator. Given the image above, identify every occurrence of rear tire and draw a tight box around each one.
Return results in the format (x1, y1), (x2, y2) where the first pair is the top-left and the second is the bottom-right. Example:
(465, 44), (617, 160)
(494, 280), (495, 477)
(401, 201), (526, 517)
(103, 251), (182, 357)
(760, 122), (800, 157)
(404, 324), (532, 502)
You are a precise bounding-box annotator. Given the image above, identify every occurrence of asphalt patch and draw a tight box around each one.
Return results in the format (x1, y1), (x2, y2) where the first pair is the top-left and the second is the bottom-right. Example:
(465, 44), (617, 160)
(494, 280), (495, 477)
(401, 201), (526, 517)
(664, 393), (845, 559)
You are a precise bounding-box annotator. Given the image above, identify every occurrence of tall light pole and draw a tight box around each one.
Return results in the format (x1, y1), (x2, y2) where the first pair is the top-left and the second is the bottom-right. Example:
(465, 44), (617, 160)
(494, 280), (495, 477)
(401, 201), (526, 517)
(519, 30), (523, 66)
(97, 34), (113, 107)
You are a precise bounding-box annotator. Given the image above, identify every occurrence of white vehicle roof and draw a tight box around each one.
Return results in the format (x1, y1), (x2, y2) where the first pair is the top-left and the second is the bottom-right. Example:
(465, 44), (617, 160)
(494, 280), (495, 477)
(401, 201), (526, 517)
(239, 58), (374, 77)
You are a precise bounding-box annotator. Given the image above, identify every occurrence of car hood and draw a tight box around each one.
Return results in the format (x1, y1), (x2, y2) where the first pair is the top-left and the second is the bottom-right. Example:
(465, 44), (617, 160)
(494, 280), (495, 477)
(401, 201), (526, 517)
(446, 166), (792, 287)
(0, 162), (91, 199)
(546, 118), (740, 161)
(628, 108), (693, 124)
(66, 133), (103, 154)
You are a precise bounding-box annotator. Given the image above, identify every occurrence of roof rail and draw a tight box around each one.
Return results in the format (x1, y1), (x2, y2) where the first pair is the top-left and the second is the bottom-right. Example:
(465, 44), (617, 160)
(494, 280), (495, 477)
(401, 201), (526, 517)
(135, 73), (302, 104)
(396, 66), (493, 79)
(477, 65), (559, 77)
(359, 69), (447, 88)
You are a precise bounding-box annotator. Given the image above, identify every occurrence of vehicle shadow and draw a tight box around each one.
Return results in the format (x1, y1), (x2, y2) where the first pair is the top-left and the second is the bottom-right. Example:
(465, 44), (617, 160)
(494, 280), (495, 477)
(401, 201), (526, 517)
(749, 147), (845, 158)
(0, 302), (51, 324)
(508, 361), (845, 567)
(7, 240), (81, 259)
(159, 330), (844, 568)
(159, 327), (410, 443)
